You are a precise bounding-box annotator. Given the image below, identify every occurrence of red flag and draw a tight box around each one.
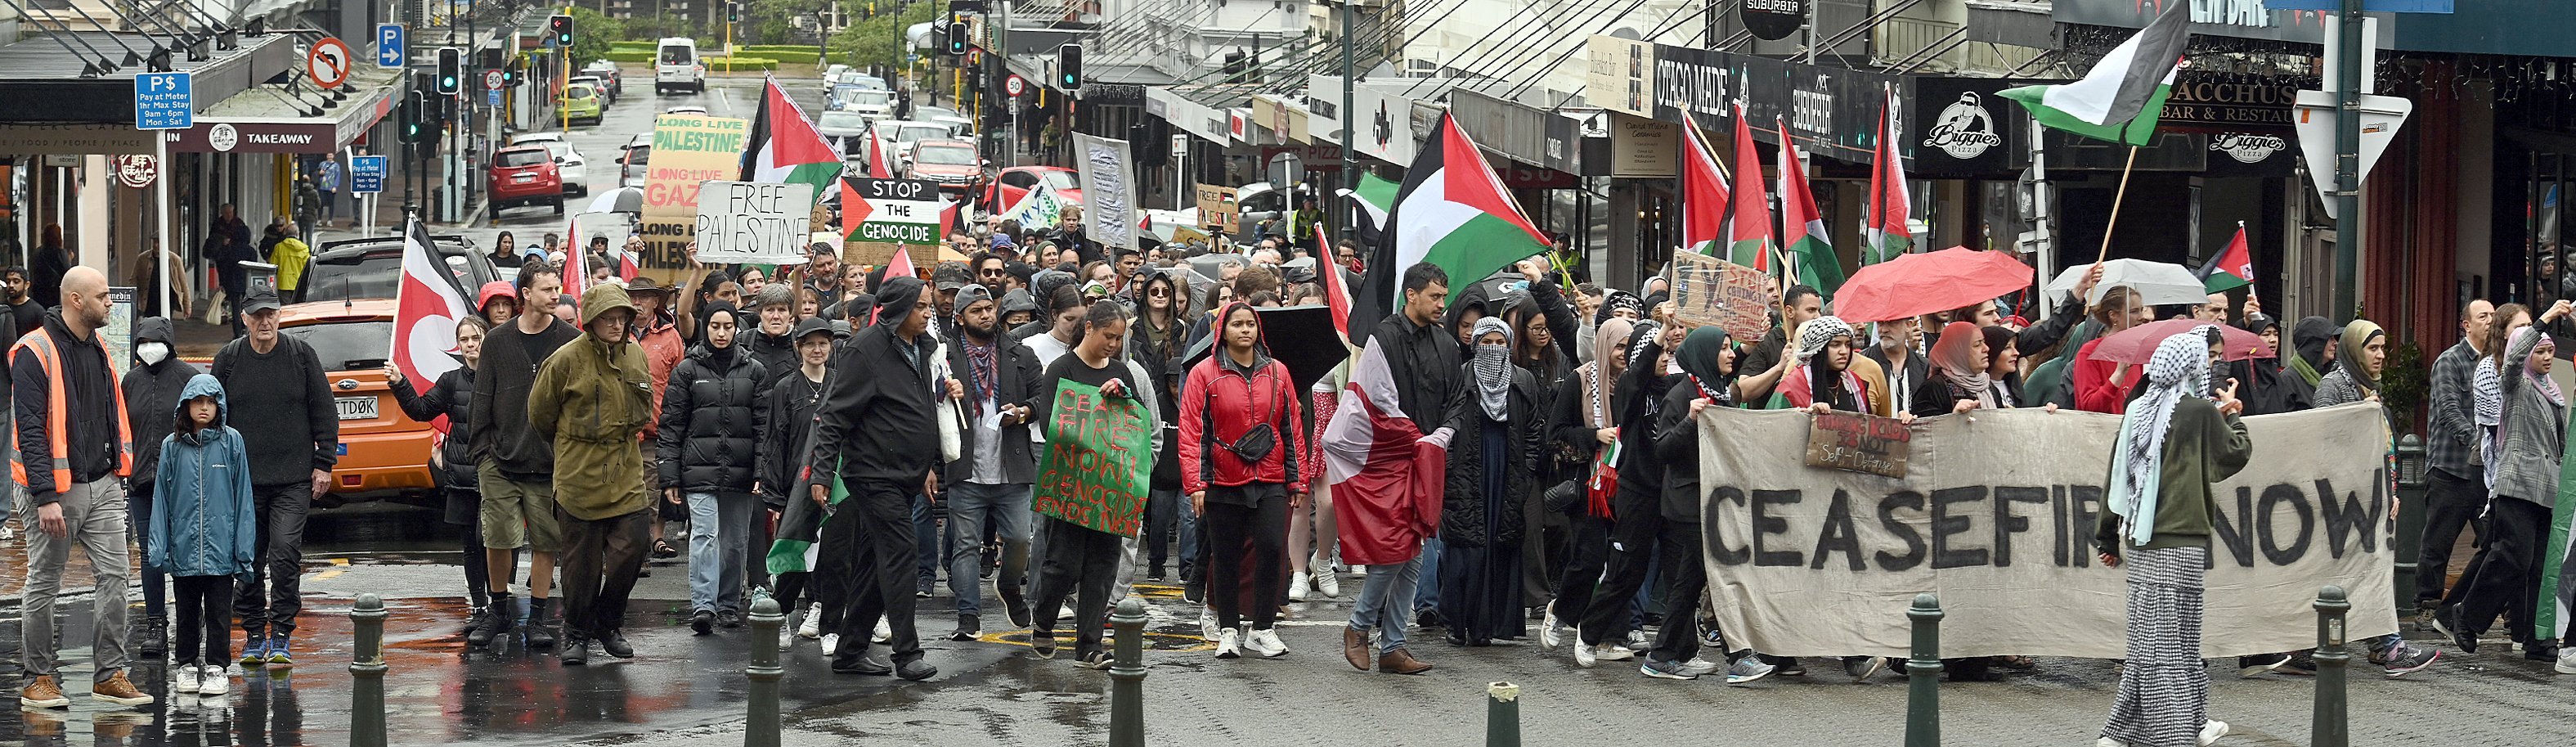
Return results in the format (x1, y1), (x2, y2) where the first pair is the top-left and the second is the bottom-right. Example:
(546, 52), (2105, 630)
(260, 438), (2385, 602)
(393, 216), (471, 397)
(1680, 118), (1730, 256)
(868, 133), (893, 179)
(1313, 223), (1353, 338)
(883, 243), (917, 280)
(559, 214), (586, 303)
(1727, 101), (1773, 272)
(618, 251), (640, 281)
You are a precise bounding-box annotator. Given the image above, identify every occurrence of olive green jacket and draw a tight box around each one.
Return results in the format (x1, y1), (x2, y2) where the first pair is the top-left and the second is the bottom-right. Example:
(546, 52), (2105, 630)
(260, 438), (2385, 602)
(529, 286), (656, 520)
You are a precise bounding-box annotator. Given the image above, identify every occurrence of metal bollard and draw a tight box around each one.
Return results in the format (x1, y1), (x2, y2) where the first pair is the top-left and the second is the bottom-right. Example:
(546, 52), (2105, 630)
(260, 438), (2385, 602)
(2311, 586), (2349, 747)
(2392, 434), (2426, 614)
(1905, 592), (1942, 747)
(1484, 682), (1522, 747)
(1109, 596), (1148, 747)
(348, 593), (388, 747)
(746, 596), (784, 747)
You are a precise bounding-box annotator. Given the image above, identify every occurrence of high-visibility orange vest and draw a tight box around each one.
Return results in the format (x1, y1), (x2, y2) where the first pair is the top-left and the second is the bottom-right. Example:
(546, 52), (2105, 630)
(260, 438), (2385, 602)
(8, 327), (133, 490)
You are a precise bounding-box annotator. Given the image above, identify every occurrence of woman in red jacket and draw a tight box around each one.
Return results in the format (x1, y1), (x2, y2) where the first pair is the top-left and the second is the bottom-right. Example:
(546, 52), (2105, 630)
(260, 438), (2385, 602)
(2073, 286), (2154, 413)
(1180, 302), (1309, 660)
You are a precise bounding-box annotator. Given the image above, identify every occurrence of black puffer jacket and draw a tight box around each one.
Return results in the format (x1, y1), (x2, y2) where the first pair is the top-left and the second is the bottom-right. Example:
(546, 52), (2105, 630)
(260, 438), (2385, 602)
(743, 326), (797, 387)
(1438, 360), (1544, 548)
(656, 341), (772, 494)
(119, 317), (200, 489)
(389, 365), (477, 488)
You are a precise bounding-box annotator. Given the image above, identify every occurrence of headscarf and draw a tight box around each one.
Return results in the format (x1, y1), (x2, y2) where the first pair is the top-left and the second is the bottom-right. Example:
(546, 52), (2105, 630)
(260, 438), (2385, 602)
(2107, 325), (2216, 547)
(2511, 325), (2562, 407)
(1928, 321), (1994, 407)
(1586, 317), (1636, 428)
(1595, 290), (1645, 326)
(1794, 316), (1860, 409)
(2287, 316), (2337, 386)
(1675, 326), (1735, 406)
(2334, 319), (2384, 394)
(1470, 316), (1515, 422)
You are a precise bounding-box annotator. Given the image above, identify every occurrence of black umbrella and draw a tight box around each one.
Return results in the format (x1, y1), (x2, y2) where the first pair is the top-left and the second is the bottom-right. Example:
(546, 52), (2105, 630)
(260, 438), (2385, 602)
(1183, 304), (1351, 393)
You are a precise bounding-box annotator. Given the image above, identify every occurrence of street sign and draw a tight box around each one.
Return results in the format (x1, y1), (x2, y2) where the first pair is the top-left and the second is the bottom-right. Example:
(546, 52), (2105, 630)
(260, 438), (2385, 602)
(307, 37), (352, 88)
(134, 72), (192, 130)
(375, 24), (405, 69)
(487, 88), (501, 106)
(1004, 74), (1025, 97)
(484, 70), (505, 90)
(2293, 90), (2412, 219)
(351, 155), (387, 193)
(112, 155), (157, 188)
(845, 178), (945, 245)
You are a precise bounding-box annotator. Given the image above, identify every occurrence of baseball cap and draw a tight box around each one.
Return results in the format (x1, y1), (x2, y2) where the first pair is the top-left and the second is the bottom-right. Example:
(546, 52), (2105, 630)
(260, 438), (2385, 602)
(792, 316), (837, 343)
(242, 290), (283, 315)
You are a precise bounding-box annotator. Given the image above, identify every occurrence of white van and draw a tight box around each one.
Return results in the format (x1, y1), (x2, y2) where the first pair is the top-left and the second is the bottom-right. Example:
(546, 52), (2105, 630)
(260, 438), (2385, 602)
(654, 38), (704, 95)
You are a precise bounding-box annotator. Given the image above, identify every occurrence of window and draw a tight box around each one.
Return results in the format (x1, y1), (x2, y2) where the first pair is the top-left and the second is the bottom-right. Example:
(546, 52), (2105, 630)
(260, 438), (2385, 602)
(1039, 171), (1079, 190)
(496, 149), (550, 168)
(917, 146), (976, 166)
(660, 46), (693, 65)
(1002, 171), (1036, 188)
(285, 320), (395, 371)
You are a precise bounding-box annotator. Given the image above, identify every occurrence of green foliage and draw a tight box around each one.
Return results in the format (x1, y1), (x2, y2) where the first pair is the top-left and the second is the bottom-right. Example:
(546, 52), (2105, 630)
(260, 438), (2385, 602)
(2385, 340), (2429, 434)
(565, 8), (624, 67)
(827, 0), (942, 72)
(701, 56), (782, 70)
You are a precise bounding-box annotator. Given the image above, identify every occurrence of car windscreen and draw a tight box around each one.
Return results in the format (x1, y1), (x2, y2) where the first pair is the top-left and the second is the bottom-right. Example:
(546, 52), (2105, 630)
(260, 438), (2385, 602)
(285, 320), (394, 371)
(899, 126), (948, 142)
(845, 90), (890, 106)
(819, 112), (868, 128)
(659, 47), (693, 65)
(496, 150), (549, 167)
(306, 251), (478, 302)
(916, 146), (976, 166)
(1039, 170), (1079, 189)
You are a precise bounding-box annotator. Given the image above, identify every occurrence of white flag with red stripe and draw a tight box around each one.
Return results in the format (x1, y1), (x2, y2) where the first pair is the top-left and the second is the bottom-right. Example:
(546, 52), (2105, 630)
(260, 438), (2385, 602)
(393, 216), (471, 389)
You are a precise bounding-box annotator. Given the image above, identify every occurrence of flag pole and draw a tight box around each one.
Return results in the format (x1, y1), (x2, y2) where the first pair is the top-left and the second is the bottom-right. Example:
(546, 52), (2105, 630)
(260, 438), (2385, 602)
(2094, 145), (2140, 264)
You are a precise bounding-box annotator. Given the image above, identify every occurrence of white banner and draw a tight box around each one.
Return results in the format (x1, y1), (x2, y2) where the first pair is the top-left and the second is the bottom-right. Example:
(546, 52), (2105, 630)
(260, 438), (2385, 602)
(1697, 403), (2399, 660)
(1071, 133), (1139, 253)
(998, 182), (1065, 229)
(693, 181), (817, 265)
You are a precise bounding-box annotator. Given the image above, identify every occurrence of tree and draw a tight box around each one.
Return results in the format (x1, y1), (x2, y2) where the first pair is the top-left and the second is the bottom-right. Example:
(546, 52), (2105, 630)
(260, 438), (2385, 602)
(827, 0), (941, 72)
(566, 7), (625, 65)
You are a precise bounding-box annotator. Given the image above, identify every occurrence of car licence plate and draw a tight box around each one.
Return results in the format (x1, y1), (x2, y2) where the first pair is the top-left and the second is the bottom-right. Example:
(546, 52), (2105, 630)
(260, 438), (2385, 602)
(514, 173), (535, 182)
(335, 396), (379, 421)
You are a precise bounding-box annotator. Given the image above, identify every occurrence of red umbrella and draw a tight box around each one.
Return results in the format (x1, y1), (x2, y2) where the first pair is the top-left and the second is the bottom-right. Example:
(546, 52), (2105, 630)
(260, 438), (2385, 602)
(1830, 247), (2034, 323)
(2086, 319), (2274, 364)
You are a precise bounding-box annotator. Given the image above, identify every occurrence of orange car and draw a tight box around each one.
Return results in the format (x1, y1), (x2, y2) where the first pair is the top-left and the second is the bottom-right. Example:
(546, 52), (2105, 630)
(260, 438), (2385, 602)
(276, 299), (439, 508)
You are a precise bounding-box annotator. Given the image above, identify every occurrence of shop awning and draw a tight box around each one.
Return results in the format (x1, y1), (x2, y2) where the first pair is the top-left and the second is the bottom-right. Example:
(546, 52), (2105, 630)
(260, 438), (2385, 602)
(168, 61), (404, 154)
(0, 31), (294, 126)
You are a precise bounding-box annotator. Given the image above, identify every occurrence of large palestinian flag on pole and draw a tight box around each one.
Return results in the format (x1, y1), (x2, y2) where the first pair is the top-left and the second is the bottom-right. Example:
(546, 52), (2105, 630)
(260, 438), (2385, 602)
(1999, 2), (2189, 146)
(743, 75), (841, 215)
(1681, 117), (1730, 256)
(1865, 83), (1913, 265)
(1775, 118), (1841, 294)
(1726, 101), (1774, 272)
(1347, 113), (1551, 331)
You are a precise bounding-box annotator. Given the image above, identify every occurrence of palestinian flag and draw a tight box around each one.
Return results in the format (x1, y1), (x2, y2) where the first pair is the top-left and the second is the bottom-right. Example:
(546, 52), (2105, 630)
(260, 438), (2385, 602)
(1349, 114), (1550, 331)
(1727, 101), (1774, 272)
(1776, 118), (1842, 294)
(1346, 172), (1399, 245)
(1999, 2), (2189, 146)
(2199, 223), (2255, 293)
(1318, 337), (1445, 566)
(742, 75), (841, 214)
(1314, 223), (1355, 339)
(1681, 117), (1730, 256)
(1865, 84), (1913, 265)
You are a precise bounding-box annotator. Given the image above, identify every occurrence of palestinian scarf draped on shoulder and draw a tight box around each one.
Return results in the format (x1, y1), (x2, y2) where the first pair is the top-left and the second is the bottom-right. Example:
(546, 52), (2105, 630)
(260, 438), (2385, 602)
(2106, 326), (2215, 547)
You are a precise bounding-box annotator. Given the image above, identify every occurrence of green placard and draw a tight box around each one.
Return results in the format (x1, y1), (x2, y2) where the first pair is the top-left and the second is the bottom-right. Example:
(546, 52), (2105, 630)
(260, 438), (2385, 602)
(1032, 379), (1154, 537)
(2543, 408), (2576, 641)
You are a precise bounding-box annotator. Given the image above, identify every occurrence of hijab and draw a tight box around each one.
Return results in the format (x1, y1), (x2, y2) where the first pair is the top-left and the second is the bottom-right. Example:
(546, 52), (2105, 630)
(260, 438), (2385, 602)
(1676, 326), (1735, 406)
(1928, 321), (1994, 407)
(2107, 326), (2215, 547)
(2334, 319), (2384, 394)
(2287, 316), (2337, 386)
(2511, 326), (2563, 407)
(1616, 321), (1671, 426)
(1587, 317), (1637, 429)
(1470, 316), (1515, 422)
(1794, 316), (1860, 410)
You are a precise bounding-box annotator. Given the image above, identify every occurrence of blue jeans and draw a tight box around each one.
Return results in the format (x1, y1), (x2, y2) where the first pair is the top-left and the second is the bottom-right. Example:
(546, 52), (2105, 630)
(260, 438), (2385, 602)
(1412, 537), (1444, 614)
(1350, 553), (1423, 656)
(945, 482), (1031, 618)
(686, 492), (754, 615)
(913, 493), (939, 592)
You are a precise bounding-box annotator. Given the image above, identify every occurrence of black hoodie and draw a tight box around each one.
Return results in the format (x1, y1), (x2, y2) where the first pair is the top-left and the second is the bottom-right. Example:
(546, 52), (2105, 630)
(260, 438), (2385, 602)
(12, 310), (123, 502)
(809, 277), (945, 484)
(212, 322), (339, 488)
(119, 317), (201, 489)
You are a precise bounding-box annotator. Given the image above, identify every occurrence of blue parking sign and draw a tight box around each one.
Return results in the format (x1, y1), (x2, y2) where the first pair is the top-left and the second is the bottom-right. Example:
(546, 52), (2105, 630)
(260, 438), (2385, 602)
(377, 24), (406, 68)
(487, 88), (500, 106)
(134, 72), (191, 130)
(351, 155), (386, 194)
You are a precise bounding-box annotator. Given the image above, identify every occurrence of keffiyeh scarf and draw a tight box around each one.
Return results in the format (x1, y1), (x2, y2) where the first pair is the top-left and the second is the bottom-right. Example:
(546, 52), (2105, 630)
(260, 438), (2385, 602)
(2107, 325), (2215, 547)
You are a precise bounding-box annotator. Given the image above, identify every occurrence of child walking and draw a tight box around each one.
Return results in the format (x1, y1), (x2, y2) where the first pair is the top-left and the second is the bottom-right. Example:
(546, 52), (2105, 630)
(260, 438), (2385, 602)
(145, 374), (259, 696)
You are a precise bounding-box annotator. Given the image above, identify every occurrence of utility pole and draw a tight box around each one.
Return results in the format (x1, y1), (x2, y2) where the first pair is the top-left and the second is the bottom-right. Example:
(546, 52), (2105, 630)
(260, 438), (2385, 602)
(2331, 0), (2362, 319)
(1337, 0), (1354, 241)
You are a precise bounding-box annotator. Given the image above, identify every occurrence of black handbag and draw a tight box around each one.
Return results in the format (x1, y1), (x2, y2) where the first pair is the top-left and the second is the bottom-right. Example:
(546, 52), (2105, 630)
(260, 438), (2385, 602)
(1543, 479), (1582, 513)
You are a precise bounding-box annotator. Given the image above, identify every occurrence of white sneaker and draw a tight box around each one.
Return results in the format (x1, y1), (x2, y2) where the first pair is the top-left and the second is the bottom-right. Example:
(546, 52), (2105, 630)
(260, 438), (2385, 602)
(2558, 649), (2576, 675)
(198, 665), (229, 696)
(1573, 642), (1599, 668)
(175, 664), (201, 694)
(1313, 562), (1340, 597)
(1199, 606), (1219, 641)
(1288, 572), (1310, 601)
(1350, 565), (1367, 578)
(1245, 628), (1289, 658)
(1595, 643), (1637, 662)
(873, 619), (892, 643)
(2094, 738), (2129, 747)
(1623, 630), (1649, 650)
(1538, 608), (1566, 650)
(778, 614), (797, 650)
(797, 605), (823, 638)
(1215, 628), (1242, 659)
(820, 633), (843, 655)
(1679, 657), (1721, 677)
(2197, 720), (2228, 746)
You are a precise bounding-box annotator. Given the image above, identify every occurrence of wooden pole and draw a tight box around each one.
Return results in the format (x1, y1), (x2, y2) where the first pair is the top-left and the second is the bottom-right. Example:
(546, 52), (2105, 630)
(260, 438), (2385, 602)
(2093, 145), (2140, 265)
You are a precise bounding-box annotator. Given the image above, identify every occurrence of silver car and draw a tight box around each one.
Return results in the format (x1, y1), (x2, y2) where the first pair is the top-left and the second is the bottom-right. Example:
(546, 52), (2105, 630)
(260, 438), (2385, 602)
(815, 110), (873, 157)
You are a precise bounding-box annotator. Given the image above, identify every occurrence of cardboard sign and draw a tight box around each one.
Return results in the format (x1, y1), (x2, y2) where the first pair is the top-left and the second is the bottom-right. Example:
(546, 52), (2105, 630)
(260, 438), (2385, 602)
(639, 114), (750, 271)
(1073, 133), (1141, 252)
(1667, 251), (1776, 341)
(1033, 380), (1155, 538)
(693, 181), (815, 265)
(1194, 183), (1239, 234)
(1802, 410), (1911, 478)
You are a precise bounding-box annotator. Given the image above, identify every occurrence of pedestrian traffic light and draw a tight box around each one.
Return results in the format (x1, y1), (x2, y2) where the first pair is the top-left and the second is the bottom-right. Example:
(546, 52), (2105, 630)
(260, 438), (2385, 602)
(435, 47), (462, 95)
(549, 14), (575, 47)
(1057, 43), (1081, 89)
(726, 1), (741, 23)
(945, 19), (969, 56)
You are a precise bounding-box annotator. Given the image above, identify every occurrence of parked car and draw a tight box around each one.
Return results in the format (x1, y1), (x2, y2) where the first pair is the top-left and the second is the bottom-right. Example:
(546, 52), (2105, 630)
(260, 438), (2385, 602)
(816, 110), (873, 156)
(913, 106), (974, 136)
(558, 81), (604, 127)
(581, 61), (622, 100)
(509, 133), (590, 196)
(655, 37), (705, 95)
(819, 65), (850, 94)
(845, 74), (888, 91)
(666, 105), (709, 115)
(871, 119), (954, 172)
(487, 144), (564, 215)
(902, 139), (983, 192)
(618, 133), (651, 187)
(277, 299), (439, 508)
(985, 165), (1083, 210)
(298, 235), (499, 304)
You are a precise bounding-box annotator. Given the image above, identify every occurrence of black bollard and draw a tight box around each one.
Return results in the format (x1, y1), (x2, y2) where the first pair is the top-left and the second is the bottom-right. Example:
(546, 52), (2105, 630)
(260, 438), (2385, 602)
(1484, 682), (1522, 747)
(349, 593), (388, 747)
(1905, 592), (1941, 747)
(2311, 586), (2349, 747)
(1109, 596), (1147, 747)
(747, 596), (784, 747)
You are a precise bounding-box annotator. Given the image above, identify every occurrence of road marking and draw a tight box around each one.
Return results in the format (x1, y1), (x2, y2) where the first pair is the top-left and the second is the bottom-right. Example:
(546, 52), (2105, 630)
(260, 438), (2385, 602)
(714, 88), (733, 114)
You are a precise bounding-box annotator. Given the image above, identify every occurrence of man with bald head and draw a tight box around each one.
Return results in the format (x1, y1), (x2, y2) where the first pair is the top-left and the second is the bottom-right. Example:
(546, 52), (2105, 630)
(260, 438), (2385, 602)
(14, 267), (152, 708)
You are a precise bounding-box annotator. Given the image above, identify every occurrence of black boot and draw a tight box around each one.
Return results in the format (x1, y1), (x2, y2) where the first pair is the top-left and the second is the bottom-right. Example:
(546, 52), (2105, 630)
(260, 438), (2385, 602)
(136, 617), (169, 659)
(559, 635), (590, 665)
(598, 628), (635, 659)
(460, 605), (487, 638)
(525, 597), (559, 650)
(469, 592), (514, 648)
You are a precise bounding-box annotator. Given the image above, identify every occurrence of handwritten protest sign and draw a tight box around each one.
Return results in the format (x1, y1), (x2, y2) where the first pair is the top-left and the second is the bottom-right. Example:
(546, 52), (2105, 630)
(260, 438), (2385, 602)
(639, 114), (750, 273)
(1668, 251), (1776, 340)
(1802, 410), (1911, 478)
(1034, 379), (1155, 537)
(693, 181), (815, 265)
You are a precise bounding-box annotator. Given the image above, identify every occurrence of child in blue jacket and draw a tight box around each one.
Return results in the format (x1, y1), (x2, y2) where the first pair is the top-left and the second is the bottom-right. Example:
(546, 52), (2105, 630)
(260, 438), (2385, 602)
(145, 374), (258, 697)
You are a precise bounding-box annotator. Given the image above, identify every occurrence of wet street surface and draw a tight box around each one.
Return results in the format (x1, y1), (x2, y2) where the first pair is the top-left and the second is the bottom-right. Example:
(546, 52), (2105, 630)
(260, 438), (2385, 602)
(0, 502), (2568, 746)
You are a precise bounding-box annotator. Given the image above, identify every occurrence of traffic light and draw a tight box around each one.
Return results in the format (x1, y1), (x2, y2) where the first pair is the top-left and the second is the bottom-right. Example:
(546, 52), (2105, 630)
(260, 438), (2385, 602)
(549, 14), (574, 47)
(945, 18), (969, 56)
(726, 1), (741, 23)
(397, 93), (422, 143)
(1057, 43), (1082, 89)
(435, 47), (462, 95)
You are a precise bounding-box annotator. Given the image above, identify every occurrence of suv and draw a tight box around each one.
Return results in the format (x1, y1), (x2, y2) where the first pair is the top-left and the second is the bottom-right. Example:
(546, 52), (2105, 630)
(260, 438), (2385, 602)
(903, 139), (983, 192)
(509, 133), (590, 196)
(581, 61), (622, 101)
(488, 144), (564, 215)
(279, 299), (438, 508)
(298, 235), (500, 304)
(655, 38), (704, 95)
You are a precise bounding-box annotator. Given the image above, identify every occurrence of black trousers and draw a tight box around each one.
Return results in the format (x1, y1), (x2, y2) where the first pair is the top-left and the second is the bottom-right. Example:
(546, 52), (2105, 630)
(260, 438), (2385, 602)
(1649, 520), (1708, 664)
(827, 479), (924, 664)
(2415, 467), (2484, 605)
(559, 509), (651, 639)
(1548, 511), (1610, 624)
(128, 483), (167, 619)
(457, 488), (493, 608)
(173, 574), (235, 666)
(2446, 497), (2547, 644)
(234, 483), (312, 635)
(1203, 486), (1288, 632)
(1028, 515), (1122, 659)
(1576, 493), (1663, 647)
